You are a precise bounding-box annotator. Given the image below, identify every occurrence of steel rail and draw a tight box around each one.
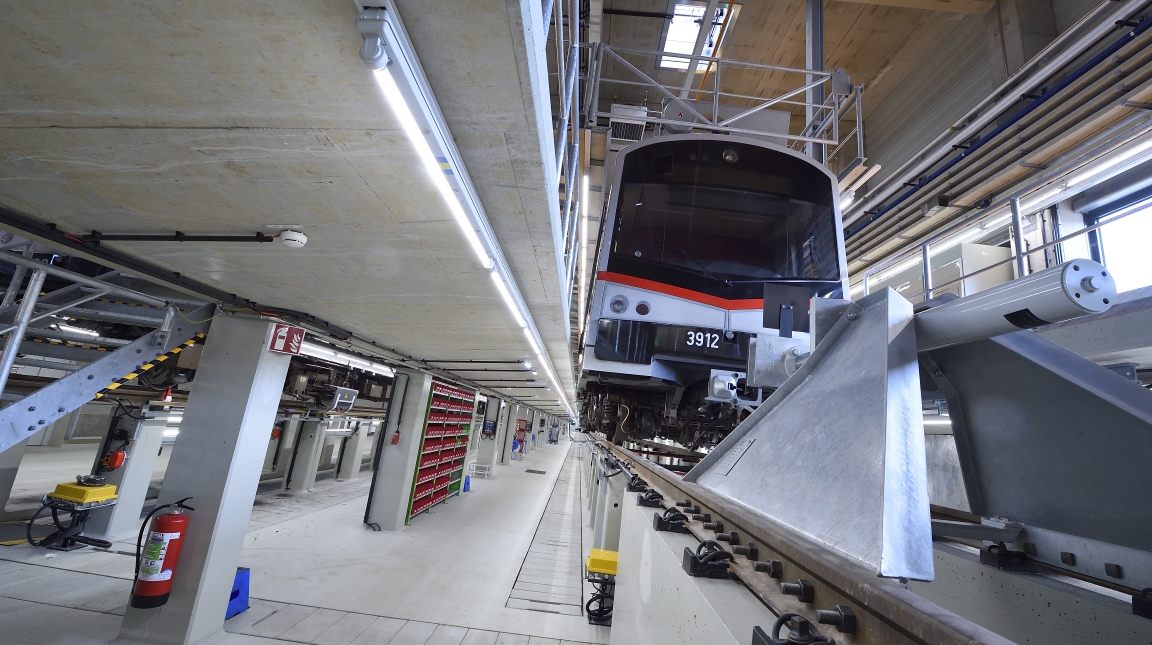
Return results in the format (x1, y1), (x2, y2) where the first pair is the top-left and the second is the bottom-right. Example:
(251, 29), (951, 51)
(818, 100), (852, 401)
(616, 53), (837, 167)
(597, 437), (1014, 645)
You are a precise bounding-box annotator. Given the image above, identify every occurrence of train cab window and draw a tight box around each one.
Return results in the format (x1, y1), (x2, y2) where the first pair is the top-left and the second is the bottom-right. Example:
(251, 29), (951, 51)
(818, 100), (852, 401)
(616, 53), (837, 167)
(608, 139), (842, 300)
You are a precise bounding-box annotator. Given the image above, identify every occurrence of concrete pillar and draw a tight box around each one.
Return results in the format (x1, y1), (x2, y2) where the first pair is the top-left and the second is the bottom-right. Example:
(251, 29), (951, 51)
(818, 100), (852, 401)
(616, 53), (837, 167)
(363, 418), (382, 471)
(50, 408), (82, 447)
(284, 419), (325, 492)
(118, 315), (292, 645)
(500, 404), (522, 465)
(594, 459), (627, 552)
(0, 438), (29, 521)
(364, 369), (432, 531)
(476, 398), (504, 467)
(336, 420), (368, 481)
(86, 416), (167, 541)
(985, 0), (1057, 83)
(268, 417), (300, 484)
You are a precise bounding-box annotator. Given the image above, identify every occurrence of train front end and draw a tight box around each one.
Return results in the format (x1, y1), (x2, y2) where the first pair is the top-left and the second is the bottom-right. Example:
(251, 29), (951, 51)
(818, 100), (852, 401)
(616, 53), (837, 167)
(580, 135), (848, 449)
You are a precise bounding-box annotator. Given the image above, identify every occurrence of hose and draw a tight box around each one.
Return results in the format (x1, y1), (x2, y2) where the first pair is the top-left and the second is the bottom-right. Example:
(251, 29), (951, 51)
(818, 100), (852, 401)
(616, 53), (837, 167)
(586, 576), (615, 623)
(617, 404), (630, 437)
(757, 613), (835, 645)
(25, 502), (54, 546)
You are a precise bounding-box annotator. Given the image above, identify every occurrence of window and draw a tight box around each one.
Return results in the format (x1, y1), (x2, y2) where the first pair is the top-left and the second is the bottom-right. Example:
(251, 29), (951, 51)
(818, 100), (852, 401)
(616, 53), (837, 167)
(1097, 203), (1152, 293)
(607, 139), (841, 301)
(659, 3), (737, 71)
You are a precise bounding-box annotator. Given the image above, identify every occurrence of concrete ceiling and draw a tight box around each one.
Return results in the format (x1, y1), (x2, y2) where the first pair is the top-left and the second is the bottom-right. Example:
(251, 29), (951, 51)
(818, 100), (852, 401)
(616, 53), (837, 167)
(0, 1), (574, 414)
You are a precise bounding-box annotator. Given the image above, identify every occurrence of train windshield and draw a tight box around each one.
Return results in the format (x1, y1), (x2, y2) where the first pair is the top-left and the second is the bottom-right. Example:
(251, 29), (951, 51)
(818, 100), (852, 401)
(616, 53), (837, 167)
(607, 139), (841, 299)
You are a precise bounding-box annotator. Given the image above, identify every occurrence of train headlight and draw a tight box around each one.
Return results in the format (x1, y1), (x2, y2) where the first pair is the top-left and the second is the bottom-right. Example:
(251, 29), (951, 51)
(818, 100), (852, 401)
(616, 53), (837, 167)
(635, 301), (650, 315)
(609, 295), (629, 314)
(722, 148), (739, 163)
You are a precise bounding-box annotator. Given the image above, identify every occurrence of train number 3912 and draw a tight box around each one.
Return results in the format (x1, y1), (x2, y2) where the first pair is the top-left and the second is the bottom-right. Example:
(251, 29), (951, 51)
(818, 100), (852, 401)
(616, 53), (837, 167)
(685, 330), (720, 349)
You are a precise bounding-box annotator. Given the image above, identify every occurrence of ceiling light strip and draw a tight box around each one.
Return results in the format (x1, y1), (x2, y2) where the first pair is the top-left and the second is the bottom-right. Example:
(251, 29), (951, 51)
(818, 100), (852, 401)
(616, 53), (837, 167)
(299, 340), (395, 378)
(357, 4), (573, 416)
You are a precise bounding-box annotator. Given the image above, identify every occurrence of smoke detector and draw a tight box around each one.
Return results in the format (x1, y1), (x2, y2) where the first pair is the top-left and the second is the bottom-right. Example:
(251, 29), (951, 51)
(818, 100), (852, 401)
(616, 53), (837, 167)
(279, 231), (308, 249)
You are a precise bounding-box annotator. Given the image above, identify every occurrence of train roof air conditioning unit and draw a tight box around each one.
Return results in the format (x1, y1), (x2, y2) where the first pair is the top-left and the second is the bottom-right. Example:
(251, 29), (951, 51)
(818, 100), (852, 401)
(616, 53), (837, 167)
(609, 104), (647, 142)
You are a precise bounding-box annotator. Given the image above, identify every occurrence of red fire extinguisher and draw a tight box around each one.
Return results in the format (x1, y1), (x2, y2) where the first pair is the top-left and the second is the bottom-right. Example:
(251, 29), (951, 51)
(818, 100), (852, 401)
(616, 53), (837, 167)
(130, 497), (194, 609)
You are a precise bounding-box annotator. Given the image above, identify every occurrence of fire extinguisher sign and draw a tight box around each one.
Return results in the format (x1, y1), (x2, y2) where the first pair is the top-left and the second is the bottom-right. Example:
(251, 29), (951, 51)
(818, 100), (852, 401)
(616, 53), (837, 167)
(268, 323), (305, 355)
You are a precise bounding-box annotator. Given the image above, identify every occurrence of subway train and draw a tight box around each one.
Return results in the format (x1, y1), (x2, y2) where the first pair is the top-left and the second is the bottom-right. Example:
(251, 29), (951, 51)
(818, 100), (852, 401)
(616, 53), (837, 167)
(579, 134), (848, 449)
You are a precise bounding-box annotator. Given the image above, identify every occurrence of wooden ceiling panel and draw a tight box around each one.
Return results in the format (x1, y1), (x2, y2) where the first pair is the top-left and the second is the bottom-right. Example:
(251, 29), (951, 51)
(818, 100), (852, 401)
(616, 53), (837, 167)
(599, 0), (970, 129)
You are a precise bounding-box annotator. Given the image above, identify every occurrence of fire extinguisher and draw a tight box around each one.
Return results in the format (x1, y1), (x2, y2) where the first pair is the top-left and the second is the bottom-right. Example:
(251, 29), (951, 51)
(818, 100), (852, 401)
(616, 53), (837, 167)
(130, 497), (194, 609)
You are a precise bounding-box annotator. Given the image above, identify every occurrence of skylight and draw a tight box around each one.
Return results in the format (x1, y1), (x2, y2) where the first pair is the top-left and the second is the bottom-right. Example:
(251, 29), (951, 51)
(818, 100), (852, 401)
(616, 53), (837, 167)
(659, 3), (737, 71)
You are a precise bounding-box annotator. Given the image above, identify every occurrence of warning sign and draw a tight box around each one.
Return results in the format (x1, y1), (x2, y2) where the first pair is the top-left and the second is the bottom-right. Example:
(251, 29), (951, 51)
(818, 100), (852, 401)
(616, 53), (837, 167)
(268, 323), (305, 355)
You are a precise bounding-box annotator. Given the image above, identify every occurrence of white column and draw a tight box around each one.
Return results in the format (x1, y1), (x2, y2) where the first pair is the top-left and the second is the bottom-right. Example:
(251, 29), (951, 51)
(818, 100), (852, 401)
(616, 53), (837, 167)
(284, 420), (325, 492)
(500, 403), (521, 465)
(476, 398), (503, 467)
(118, 315), (291, 645)
(336, 421), (368, 481)
(0, 438), (29, 521)
(85, 416), (167, 541)
(270, 416), (301, 486)
(364, 369), (432, 530)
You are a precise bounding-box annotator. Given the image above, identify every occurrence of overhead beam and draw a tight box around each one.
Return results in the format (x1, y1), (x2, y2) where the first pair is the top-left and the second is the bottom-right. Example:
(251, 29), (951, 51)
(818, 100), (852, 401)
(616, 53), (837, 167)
(834, 0), (994, 15)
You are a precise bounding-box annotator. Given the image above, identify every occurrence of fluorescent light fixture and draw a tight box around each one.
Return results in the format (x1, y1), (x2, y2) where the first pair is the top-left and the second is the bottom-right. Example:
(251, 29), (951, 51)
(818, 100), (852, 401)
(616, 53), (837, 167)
(840, 190), (855, 210)
(300, 340), (395, 377)
(922, 418), (952, 427)
(579, 175), (590, 336)
(358, 5), (575, 415)
(490, 270), (527, 328)
(523, 326), (543, 356)
(162, 429), (180, 438)
(373, 68), (492, 270)
(1066, 135), (1152, 189)
(55, 324), (97, 336)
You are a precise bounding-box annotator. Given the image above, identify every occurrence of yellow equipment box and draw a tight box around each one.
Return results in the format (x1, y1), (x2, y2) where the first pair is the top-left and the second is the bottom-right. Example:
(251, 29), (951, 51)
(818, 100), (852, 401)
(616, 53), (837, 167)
(47, 482), (118, 505)
(586, 548), (618, 576)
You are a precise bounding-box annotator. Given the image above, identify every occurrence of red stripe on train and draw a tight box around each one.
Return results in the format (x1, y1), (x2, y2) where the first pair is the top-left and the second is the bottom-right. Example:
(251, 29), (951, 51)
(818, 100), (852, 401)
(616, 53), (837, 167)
(596, 272), (764, 310)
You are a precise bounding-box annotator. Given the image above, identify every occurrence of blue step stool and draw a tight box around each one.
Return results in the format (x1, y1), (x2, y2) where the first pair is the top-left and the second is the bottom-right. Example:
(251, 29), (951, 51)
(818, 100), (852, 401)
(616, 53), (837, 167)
(226, 567), (250, 619)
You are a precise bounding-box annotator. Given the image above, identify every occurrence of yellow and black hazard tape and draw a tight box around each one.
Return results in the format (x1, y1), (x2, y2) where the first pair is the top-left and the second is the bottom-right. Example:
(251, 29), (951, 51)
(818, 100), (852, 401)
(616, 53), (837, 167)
(27, 337), (114, 352)
(94, 332), (207, 399)
(0, 334), (116, 352)
(97, 298), (166, 310)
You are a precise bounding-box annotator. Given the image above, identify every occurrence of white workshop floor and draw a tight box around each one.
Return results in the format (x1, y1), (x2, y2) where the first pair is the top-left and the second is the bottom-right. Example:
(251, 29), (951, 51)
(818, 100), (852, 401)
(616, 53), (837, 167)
(0, 435), (608, 645)
(4, 443), (172, 513)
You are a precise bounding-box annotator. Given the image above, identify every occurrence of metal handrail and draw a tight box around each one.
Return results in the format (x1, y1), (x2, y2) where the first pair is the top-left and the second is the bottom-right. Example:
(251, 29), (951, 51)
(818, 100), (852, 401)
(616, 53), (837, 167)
(860, 117), (1152, 293)
(896, 195), (1150, 301)
(843, 0), (1146, 228)
(0, 250), (168, 307)
(585, 42), (862, 155)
